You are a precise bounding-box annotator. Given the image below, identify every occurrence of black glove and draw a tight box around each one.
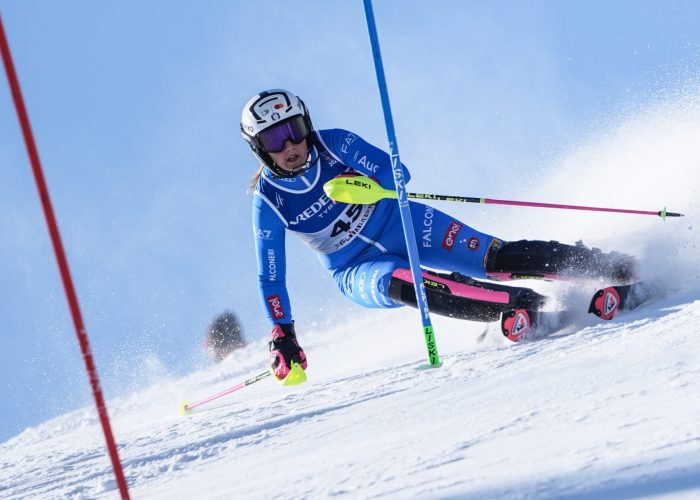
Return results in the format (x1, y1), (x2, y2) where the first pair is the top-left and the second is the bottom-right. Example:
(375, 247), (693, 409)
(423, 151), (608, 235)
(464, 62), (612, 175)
(269, 322), (307, 380)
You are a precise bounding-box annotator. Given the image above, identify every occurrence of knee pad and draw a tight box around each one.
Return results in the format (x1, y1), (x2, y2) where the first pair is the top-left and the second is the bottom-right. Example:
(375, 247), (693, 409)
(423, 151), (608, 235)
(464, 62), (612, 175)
(388, 269), (547, 322)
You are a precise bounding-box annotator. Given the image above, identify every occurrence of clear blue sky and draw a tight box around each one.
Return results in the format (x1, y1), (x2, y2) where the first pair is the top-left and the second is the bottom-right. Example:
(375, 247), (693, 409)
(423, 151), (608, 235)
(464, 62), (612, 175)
(1, 1), (698, 443)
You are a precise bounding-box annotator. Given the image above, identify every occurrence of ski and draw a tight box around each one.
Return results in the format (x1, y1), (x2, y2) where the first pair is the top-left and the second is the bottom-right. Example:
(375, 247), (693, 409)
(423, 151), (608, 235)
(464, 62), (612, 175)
(588, 281), (657, 320)
(501, 309), (576, 342)
(502, 281), (657, 342)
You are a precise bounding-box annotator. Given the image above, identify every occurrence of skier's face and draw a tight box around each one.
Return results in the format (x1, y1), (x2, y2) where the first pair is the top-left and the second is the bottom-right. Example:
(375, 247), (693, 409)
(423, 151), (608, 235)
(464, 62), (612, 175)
(268, 138), (308, 172)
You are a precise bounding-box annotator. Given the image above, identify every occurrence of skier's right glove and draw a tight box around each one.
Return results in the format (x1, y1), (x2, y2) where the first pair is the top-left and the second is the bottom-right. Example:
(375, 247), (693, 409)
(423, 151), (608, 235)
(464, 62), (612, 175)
(269, 322), (307, 381)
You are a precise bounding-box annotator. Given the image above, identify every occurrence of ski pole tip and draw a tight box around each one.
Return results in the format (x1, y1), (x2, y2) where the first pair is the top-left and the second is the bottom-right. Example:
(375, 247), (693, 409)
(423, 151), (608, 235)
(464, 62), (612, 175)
(178, 401), (193, 416)
(658, 207), (684, 219)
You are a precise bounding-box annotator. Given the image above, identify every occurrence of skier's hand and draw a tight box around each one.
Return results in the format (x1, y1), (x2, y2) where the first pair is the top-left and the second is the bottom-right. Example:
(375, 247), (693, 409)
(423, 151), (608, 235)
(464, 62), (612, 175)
(269, 322), (307, 381)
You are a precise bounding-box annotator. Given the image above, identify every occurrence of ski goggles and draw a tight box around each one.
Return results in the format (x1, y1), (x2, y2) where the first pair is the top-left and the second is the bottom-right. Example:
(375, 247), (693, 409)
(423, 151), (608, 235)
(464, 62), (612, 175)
(257, 115), (310, 153)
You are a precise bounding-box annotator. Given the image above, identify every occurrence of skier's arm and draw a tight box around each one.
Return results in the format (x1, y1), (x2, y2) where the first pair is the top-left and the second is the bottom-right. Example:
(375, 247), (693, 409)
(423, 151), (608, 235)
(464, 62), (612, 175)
(253, 192), (308, 383)
(252, 193), (293, 325)
(319, 128), (411, 188)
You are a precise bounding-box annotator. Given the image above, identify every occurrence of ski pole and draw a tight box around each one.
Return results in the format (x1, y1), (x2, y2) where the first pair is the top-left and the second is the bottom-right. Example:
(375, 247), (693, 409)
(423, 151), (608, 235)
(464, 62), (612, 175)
(179, 370), (271, 415)
(323, 176), (684, 219)
(363, 0), (440, 367)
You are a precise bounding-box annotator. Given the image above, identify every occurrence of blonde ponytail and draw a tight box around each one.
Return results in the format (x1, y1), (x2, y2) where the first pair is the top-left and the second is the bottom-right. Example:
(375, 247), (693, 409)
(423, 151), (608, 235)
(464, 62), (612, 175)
(248, 164), (265, 191)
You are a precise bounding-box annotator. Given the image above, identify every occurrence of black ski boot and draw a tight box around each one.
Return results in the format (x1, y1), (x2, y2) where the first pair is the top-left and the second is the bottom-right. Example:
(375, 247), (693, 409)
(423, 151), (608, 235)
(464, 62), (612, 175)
(388, 269), (548, 322)
(486, 239), (638, 283)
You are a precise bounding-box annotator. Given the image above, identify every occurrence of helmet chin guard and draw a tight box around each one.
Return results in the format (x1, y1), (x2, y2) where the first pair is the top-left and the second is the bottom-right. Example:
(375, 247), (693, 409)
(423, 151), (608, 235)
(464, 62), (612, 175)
(240, 89), (315, 176)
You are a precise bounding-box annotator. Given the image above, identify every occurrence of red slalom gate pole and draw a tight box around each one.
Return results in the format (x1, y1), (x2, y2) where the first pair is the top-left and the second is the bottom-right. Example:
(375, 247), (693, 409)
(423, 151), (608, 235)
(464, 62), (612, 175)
(0, 14), (130, 500)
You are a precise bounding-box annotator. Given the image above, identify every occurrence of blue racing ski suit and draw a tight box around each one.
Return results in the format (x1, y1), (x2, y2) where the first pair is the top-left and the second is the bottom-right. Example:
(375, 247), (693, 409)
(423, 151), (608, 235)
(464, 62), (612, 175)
(252, 128), (501, 325)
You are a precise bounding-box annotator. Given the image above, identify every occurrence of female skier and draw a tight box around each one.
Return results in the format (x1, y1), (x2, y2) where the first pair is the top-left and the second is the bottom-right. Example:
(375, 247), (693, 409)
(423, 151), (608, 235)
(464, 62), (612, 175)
(241, 89), (636, 383)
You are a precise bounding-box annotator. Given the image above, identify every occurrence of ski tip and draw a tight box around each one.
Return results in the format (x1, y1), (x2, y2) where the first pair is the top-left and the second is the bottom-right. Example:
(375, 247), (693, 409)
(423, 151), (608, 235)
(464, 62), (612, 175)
(501, 309), (534, 342)
(179, 401), (193, 416)
(588, 287), (621, 321)
(277, 362), (307, 387)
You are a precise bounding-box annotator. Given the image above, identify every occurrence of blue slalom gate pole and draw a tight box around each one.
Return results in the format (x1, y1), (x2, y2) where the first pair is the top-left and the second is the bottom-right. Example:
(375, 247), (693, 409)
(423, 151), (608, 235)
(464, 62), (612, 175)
(362, 0), (439, 366)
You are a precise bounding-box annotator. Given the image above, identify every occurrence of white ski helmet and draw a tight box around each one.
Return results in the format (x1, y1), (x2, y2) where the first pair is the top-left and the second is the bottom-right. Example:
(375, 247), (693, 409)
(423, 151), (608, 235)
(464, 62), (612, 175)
(240, 89), (315, 177)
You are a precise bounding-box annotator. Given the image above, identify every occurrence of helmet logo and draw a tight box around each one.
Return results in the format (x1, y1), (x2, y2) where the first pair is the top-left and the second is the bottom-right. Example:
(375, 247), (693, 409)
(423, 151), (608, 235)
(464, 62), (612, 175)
(274, 103), (284, 109)
(271, 112), (280, 121)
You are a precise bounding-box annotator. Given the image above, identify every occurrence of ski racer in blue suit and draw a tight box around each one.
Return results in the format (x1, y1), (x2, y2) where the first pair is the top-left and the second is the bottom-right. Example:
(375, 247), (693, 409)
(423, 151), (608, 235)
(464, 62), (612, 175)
(241, 89), (637, 383)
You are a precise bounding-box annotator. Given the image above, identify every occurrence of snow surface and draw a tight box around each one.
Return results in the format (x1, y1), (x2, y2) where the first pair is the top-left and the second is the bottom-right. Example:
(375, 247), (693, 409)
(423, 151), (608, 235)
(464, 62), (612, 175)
(2, 294), (700, 499)
(2, 84), (700, 500)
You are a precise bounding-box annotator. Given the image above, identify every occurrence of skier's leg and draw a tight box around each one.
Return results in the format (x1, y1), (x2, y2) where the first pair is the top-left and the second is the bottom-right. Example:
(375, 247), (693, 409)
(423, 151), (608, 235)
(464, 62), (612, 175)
(332, 256), (403, 309)
(484, 239), (638, 283)
(409, 202), (498, 279)
(406, 202), (637, 283)
(388, 268), (547, 322)
(332, 256), (547, 322)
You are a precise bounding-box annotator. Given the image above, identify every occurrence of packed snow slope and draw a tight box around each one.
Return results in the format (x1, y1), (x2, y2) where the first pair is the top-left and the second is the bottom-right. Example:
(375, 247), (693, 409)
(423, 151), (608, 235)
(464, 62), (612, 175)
(1, 293), (700, 499)
(2, 91), (700, 499)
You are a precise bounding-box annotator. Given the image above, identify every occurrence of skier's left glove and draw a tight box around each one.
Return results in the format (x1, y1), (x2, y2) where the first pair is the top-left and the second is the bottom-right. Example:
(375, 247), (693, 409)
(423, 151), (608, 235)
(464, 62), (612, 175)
(269, 322), (307, 381)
